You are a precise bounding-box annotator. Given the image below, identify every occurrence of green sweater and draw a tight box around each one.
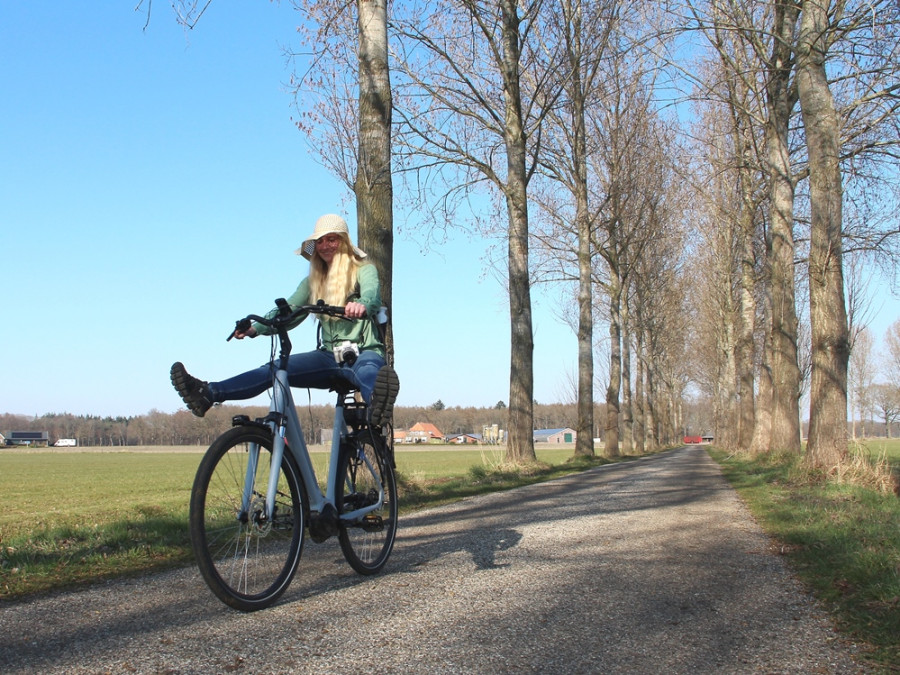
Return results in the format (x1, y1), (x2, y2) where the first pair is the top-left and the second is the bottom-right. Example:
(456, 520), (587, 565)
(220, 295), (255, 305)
(253, 263), (385, 358)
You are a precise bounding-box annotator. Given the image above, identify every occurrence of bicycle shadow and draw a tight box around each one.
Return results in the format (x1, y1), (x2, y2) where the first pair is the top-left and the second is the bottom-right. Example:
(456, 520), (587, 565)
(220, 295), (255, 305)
(378, 446), (729, 577)
(411, 524), (523, 571)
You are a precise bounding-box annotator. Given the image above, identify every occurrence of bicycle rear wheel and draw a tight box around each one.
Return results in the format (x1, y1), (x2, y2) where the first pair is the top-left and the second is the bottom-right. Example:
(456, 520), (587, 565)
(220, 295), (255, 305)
(336, 431), (398, 574)
(190, 425), (306, 611)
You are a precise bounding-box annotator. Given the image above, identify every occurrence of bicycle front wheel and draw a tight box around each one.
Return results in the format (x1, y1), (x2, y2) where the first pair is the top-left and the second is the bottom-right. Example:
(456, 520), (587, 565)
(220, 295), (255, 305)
(337, 431), (398, 574)
(190, 425), (306, 611)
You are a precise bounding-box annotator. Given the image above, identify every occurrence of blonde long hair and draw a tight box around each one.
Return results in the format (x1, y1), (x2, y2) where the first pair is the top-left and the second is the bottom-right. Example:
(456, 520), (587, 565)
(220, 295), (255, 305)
(308, 236), (362, 309)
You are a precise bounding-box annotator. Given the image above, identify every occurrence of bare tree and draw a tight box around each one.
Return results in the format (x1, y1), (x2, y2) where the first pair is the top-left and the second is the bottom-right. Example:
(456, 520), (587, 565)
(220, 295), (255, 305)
(528, 0), (618, 458)
(848, 325), (875, 438)
(871, 382), (900, 437)
(763, 0), (804, 454)
(629, 199), (689, 450)
(589, 53), (676, 458)
(676, 0), (900, 457)
(390, 0), (568, 463)
(797, 0), (850, 466)
(686, 83), (756, 451)
(620, 281), (635, 453)
(885, 318), (900, 387)
(679, 0), (802, 454)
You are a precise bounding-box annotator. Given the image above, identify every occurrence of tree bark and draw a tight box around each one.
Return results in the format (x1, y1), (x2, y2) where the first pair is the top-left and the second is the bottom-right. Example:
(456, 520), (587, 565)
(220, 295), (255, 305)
(634, 325), (646, 453)
(797, 0), (849, 466)
(736, 159), (757, 450)
(355, 0), (395, 360)
(605, 278), (622, 458)
(621, 300), (634, 454)
(574, 205), (595, 458)
(750, 277), (774, 454)
(645, 347), (658, 451)
(717, 281), (738, 449)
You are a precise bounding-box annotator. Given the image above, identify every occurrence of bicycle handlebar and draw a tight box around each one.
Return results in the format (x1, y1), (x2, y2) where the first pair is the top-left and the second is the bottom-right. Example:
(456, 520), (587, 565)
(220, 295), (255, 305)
(226, 299), (347, 341)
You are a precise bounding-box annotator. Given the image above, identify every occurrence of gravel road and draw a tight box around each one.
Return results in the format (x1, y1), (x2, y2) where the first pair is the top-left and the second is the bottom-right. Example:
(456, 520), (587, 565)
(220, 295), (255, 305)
(0, 445), (868, 674)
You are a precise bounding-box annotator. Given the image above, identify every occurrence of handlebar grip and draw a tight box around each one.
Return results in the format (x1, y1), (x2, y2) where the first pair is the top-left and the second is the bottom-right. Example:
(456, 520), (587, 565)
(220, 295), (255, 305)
(227, 317), (253, 341)
(313, 299), (346, 316)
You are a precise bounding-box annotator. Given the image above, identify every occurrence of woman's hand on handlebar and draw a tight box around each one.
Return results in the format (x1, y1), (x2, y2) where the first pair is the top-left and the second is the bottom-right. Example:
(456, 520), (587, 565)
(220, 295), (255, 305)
(233, 325), (258, 340)
(344, 301), (366, 319)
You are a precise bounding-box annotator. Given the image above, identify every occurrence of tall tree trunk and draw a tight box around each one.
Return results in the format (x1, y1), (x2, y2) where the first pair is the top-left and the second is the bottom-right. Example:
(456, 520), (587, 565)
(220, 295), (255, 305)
(736, 176), (756, 451)
(605, 279), (622, 458)
(574, 206), (594, 458)
(570, 4), (594, 459)
(669, 382), (681, 445)
(750, 278), (774, 454)
(634, 326), (646, 454)
(764, 0), (802, 453)
(355, 0), (395, 359)
(500, 0), (536, 463)
(717, 298), (738, 449)
(797, 0), (849, 467)
(621, 302), (634, 454)
(645, 350), (658, 450)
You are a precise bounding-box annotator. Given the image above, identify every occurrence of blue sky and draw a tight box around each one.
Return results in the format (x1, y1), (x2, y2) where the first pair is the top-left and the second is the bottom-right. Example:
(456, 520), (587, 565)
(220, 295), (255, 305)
(2, 2), (897, 420)
(1, 1), (579, 418)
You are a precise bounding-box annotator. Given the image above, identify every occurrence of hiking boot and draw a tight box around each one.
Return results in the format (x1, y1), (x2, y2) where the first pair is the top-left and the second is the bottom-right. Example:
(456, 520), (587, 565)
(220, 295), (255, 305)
(170, 362), (212, 417)
(370, 365), (400, 428)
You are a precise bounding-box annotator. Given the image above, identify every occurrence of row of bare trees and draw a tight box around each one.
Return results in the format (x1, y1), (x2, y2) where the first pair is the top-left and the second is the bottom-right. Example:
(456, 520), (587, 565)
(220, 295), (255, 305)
(678, 0), (900, 466)
(289, 0), (694, 461)
(163, 0), (898, 467)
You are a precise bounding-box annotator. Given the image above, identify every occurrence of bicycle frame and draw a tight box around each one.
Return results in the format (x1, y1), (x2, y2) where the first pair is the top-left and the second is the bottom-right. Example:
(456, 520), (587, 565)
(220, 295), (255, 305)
(238, 328), (386, 530)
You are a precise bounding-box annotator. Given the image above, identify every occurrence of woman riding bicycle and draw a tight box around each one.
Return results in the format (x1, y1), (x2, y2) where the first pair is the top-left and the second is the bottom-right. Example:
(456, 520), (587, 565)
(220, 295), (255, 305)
(170, 213), (399, 428)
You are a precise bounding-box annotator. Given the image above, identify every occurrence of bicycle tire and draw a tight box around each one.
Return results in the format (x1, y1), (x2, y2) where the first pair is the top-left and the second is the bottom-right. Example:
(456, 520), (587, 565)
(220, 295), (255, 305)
(190, 425), (306, 611)
(336, 430), (398, 574)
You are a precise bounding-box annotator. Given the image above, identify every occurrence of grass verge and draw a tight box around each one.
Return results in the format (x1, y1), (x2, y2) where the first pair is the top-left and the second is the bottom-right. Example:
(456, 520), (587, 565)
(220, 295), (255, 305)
(707, 445), (900, 670)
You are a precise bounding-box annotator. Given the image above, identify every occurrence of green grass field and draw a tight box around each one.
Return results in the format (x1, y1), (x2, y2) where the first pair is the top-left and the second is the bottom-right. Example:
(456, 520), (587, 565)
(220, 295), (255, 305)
(855, 437), (900, 469)
(0, 444), (583, 599)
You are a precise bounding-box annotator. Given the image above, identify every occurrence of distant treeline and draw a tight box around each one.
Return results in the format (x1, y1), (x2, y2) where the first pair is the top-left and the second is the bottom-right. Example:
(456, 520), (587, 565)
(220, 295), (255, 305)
(0, 401), (613, 447)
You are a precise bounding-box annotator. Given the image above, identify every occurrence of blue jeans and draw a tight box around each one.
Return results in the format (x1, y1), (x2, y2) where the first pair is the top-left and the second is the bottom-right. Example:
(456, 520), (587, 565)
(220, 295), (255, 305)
(207, 349), (385, 404)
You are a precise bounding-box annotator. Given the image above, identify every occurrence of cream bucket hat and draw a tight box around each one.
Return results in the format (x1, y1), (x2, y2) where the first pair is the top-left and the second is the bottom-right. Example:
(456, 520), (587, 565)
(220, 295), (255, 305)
(296, 214), (367, 260)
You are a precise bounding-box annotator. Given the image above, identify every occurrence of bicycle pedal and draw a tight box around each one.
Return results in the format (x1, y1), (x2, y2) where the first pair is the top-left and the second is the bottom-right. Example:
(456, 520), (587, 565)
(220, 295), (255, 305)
(361, 514), (383, 532)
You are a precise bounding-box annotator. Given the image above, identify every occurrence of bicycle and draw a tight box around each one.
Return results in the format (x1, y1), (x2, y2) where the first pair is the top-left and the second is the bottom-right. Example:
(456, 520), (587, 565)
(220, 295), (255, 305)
(189, 298), (398, 612)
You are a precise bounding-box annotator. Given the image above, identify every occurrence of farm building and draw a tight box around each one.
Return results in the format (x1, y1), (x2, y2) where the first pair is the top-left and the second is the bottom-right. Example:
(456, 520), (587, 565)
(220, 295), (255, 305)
(2, 431), (50, 447)
(404, 422), (444, 443)
(447, 433), (481, 444)
(533, 428), (576, 444)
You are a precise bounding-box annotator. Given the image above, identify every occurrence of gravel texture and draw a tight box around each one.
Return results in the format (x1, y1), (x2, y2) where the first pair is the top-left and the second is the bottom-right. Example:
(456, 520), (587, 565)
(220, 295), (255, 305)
(0, 445), (869, 674)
